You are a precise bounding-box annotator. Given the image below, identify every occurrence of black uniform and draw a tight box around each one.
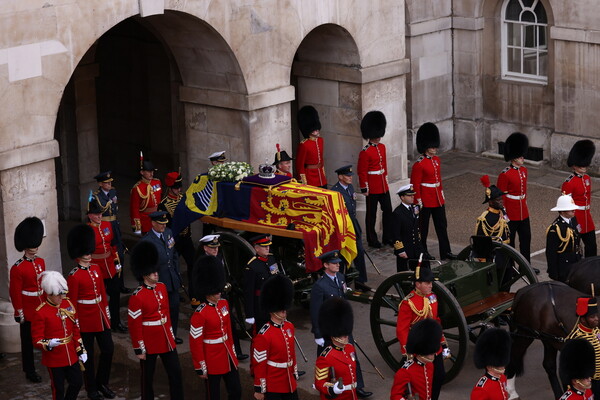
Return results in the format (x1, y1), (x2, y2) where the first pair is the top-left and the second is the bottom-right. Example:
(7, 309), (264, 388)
(392, 203), (424, 272)
(244, 254), (280, 327)
(546, 216), (581, 282)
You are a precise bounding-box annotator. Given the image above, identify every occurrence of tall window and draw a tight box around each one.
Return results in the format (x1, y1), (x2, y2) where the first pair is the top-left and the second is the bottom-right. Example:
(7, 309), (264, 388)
(501, 0), (548, 83)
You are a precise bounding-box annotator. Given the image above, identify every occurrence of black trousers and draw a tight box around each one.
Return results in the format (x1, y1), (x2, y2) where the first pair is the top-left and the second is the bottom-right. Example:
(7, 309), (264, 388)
(365, 192), (393, 245)
(592, 378), (600, 398)
(20, 320), (36, 374)
(48, 362), (83, 400)
(81, 329), (114, 394)
(581, 230), (598, 258)
(508, 218), (531, 262)
(432, 352), (446, 400)
(104, 276), (121, 326)
(205, 359), (241, 400)
(354, 231), (367, 283)
(317, 335), (365, 389)
(140, 350), (183, 400)
(167, 289), (180, 336)
(110, 219), (127, 290)
(419, 206), (451, 258)
(175, 235), (196, 289)
(265, 392), (299, 400)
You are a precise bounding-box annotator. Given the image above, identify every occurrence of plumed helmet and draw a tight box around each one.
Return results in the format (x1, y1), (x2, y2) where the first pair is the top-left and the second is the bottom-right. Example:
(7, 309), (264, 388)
(416, 122), (440, 154)
(297, 105), (321, 138)
(318, 297), (354, 339)
(503, 132), (529, 162)
(567, 140), (596, 168)
(87, 200), (104, 215)
(14, 217), (44, 252)
(360, 111), (387, 140)
(406, 318), (442, 355)
(559, 338), (595, 383)
(260, 274), (294, 313)
(67, 224), (96, 260)
(474, 328), (511, 369)
(130, 241), (159, 281)
(192, 255), (225, 299)
(41, 270), (68, 295)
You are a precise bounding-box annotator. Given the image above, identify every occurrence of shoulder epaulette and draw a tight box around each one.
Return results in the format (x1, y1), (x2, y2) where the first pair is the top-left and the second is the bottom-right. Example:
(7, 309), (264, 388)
(93, 188), (101, 195)
(476, 376), (487, 387)
(132, 286), (143, 295)
(68, 267), (78, 276)
(300, 139), (308, 144)
(258, 323), (270, 335)
(403, 292), (415, 301)
(565, 174), (574, 182)
(501, 166), (510, 173)
(416, 155), (424, 162)
(247, 256), (257, 265)
(559, 391), (574, 400)
(401, 359), (414, 369)
(362, 143), (370, 151)
(476, 210), (489, 221)
(319, 346), (332, 357)
(13, 258), (24, 266)
(36, 302), (45, 311)
(195, 303), (207, 313)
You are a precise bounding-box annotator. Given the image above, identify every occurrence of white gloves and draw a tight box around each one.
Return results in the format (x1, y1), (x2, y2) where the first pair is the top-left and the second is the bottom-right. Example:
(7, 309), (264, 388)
(442, 348), (451, 358)
(134, 230), (142, 236)
(245, 318), (255, 325)
(115, 263), (122, 272)
(79, 353), (88, 363)
(315, 338), (325, 347)
(332, 381), (344, 394)
(48, 339), (61, 349)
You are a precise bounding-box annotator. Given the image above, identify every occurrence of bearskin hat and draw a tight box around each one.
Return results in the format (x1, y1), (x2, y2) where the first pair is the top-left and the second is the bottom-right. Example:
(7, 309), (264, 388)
(192, 255), (225, 299)
(416, 122), (441, 154)
(360, 111), (387, 140)
(567, 140), (595, 168)
(559, 338), (595, 383)
(14, 217), (44, 252)
(318, 297), (354, 338)
(474, 328), (511, 369)
(67, 224), (96, 260)
(406, 318), (443, 355)
(503, 132), (529, 162)
(260, 274), (294, 314)
(297, 105), (321, 138)
(130, 241), (159, 281)
(41, 271), (68, 296)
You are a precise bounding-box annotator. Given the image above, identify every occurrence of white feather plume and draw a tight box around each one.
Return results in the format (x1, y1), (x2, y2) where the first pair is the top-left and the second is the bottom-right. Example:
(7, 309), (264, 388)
(41, 271), (68, 295)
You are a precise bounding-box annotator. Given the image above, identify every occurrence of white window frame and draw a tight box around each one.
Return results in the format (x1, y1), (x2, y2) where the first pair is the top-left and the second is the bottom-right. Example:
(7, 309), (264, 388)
(501, 0), (548, 84)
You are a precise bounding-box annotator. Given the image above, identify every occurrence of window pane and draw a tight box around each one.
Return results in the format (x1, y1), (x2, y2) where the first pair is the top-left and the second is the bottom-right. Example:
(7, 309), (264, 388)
(539, 51), (548, 76)
(507, 22), (522, 46)
(539, 26), (547, 47)
(505, 0), (522, 21)
(534, 2), (548, 23)
(524, 25), (536, 48)
(507, 48), (522, 73)
(522, 0), (535, 8)
(523, 49), (537, 75)
(521, 10), (536, 23)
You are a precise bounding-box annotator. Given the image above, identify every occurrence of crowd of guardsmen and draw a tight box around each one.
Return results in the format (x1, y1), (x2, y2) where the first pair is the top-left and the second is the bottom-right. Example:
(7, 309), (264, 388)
(7, 105), (599, 400)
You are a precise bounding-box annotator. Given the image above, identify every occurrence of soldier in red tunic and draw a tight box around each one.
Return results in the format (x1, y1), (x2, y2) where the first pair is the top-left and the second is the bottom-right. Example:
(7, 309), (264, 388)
(470, 328), (511, 400)
(559, 338), (595, 400)
(314, 297), (359, 400)
(396, 267), (449, 400)
(190, 255), (241, 400)
(127, 241), (183, 400)
(411, 122), (454, 260)
(253, 274), (299, 400)
(562, 140), (597, 257)
(496, 132), (536, 272)
(390, 318), (442, 400)
(66, 225), (115, 400)
(31, 271), (87, 400)
(9, 217), (45, 383)
(130, 157), (162, 235)
(296, 105), (327, 188)
(273, 144), (293, 178)
(357, 111), (393, 248)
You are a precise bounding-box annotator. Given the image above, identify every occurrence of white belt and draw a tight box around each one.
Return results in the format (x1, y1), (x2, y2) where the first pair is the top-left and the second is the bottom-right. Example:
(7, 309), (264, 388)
(505, 194), (526, 200)
(367, 169), (385, 175)
(22, 289), (43, 296)
(581, 205), (590, 210)
(77, 296), (102, 305)
(267, 360), (293, 368)
(343, 383), (358, 390)
(143, 317), (167, 326)
(420, 182), (440, 188)
(203, 334), (228, 344)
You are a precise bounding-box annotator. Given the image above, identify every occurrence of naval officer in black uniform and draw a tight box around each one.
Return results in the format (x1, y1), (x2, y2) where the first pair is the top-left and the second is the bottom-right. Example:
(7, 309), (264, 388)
(392, 185), (425, 272)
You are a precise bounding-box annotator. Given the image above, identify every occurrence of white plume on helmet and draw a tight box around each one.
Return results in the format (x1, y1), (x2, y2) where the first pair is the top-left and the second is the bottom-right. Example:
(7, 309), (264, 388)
(41, 270), (68, 295)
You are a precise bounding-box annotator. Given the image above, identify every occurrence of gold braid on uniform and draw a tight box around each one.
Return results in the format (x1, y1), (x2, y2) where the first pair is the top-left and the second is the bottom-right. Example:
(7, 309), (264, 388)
(475, 210), (510, 243)
(408, 293), (433, 321)
(566, 324), (600, 380)
(545, 223), (575, 254)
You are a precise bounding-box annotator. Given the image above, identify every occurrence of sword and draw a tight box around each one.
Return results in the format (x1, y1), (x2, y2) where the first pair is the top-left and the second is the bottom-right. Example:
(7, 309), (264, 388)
(353, 339), (385, 380)
(294, 336), (308, 362)
(363, 250), (382, 275)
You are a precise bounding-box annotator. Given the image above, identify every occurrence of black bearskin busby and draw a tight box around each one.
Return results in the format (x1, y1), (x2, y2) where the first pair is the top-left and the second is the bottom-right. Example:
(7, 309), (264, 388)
(360, 111), (387, 140)
(567, 140), (596, 168)
(297, 105), (321, 138)
(130, 241), (159, 281)
(559, 338), (595, 383)
(318, 297), (353, 339)
(416, 122), (441, 154)
(14, 217), (44, 252)
(473, 328), (511, 369)
(406, 319), (442, 355)
(67, 224), (96, 260)
(503, 132), (529, 162)
(260, 274), (294, 314)
(192, 255), (225, 299)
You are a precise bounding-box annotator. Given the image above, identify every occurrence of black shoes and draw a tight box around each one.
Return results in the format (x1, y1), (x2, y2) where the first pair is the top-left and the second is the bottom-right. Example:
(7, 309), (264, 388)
(354, 282), (372, 292)
(25, 371), (42, 383)
(442, 252), (458, 260)
(423, 253), (436, 260)
(357, 388), (373, 398)
(237, 353), (249, 361)
(175, 337), (184, 345)
(98, 384), (116, 399)
(111, 322), (128, 333)
(533, 268), (541, 275)
(297, 370), (306, 377)
(87, 391), (103, 400)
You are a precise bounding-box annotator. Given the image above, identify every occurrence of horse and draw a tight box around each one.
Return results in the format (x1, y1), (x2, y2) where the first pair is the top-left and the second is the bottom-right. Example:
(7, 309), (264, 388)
(567, 255), (600, 294)
(505, 281), (586, 399)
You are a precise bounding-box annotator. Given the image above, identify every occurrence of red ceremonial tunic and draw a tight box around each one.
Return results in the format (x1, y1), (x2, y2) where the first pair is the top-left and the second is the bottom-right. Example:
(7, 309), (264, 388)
(276, 170), (293, 178)
(390, 358), (434, 400)
(189, 299), (238, 376)
(88, 221), (119, 279)
(410, 155), (445, 208)
(496, 165), (529, 221)
(128, 282), (176, 355)
(470, 373), (509, 400)
(396, 290), (445, 355)
(31, 298), (84, 368)
(296, 137), (326, 187)
(315, 344), (358, 400)
(559, 388), (594, 400)
(9, 256), (46, 321)
(67, 264), (111, 332)
(357, 142), (389, 194)
(129, 178), (162, 233)
(253, 320), (298, 394)
(562, 173), (595, 234)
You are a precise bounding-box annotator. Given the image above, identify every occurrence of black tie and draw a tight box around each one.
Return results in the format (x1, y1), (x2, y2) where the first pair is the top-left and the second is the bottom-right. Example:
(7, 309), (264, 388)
(334, 276), (339, 288)
(160, 234), (165, 244)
